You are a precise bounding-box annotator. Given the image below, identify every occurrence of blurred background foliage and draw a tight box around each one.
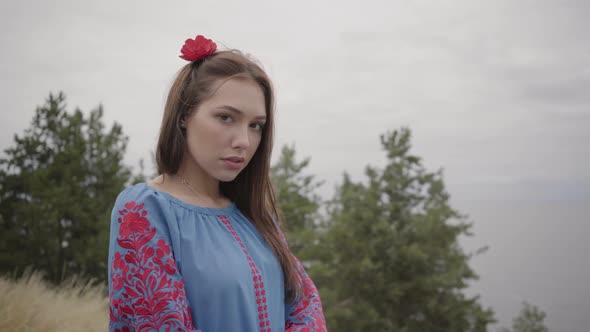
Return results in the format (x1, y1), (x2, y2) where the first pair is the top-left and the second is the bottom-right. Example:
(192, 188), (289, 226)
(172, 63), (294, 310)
(0, 93), (549, 331)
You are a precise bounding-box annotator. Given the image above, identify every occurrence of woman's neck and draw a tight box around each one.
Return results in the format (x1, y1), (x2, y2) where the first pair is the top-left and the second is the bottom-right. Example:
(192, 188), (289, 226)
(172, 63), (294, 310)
(173, 162), (223, 201)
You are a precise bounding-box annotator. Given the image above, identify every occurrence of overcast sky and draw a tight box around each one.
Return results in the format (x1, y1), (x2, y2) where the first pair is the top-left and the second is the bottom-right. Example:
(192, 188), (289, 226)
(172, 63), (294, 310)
(1, 0), (588, 330)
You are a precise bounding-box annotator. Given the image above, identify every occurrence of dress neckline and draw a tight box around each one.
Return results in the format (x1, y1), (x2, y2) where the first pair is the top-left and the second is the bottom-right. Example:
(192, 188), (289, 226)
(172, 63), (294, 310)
(142, 182), (237, 216)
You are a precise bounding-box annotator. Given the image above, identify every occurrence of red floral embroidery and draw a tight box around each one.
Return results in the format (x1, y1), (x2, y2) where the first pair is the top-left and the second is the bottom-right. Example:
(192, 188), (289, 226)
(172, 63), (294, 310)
(283, 259), (327, 332)
(274, 224), (327, 332)
(110, 200), (196, 331)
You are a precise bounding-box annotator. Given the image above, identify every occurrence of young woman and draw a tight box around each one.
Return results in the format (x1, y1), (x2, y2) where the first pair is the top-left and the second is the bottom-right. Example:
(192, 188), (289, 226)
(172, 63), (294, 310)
(107, 35), (327, 331)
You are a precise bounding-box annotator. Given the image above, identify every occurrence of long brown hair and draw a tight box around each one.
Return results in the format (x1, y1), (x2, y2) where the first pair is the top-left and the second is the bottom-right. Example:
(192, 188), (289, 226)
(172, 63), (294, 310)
(155, 50), (301, 303)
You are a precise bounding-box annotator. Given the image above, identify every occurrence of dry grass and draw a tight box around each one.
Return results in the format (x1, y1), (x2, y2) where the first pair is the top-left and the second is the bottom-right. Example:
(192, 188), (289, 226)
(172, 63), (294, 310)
(0, 270), (108, 332)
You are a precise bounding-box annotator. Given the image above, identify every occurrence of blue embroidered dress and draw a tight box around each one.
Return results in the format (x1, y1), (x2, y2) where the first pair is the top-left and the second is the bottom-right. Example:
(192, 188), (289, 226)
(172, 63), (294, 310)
(108, 183), (326, 332)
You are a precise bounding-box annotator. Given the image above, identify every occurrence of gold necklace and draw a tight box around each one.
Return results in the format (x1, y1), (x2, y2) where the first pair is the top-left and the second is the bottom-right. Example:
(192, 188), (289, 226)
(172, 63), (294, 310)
(174, 174), (225, 206)
(174, 174), (205, 198)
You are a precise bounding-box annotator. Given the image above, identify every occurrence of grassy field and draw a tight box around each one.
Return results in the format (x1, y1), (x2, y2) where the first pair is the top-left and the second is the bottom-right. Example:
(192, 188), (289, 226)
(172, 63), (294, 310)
(0, 270), (108, 331)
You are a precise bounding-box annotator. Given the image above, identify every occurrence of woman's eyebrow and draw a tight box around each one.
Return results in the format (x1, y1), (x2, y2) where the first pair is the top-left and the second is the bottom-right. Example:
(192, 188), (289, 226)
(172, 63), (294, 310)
(217, 105), (266, 120)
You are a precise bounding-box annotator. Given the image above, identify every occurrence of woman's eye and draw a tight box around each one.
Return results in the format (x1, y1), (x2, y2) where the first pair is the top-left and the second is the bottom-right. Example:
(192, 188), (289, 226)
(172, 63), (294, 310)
(252, 123), (266, 131)
(218, 114), (232, 122)
(219, 114), (264, 130)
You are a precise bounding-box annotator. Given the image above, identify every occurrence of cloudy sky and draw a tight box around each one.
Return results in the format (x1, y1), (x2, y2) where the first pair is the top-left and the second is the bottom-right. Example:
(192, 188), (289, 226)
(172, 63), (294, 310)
(1, 0), (588, 330)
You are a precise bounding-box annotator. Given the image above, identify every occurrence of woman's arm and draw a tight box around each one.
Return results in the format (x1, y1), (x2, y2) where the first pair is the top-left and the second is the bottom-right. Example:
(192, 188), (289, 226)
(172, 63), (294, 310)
(285, 255), (328, 332)
(276, 225), (327, 331)
(108, 194), (197, 332)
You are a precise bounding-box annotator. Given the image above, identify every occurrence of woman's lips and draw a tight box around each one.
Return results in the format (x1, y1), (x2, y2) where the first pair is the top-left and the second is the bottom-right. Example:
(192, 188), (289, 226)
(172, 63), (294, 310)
(222, 159), (244, 170)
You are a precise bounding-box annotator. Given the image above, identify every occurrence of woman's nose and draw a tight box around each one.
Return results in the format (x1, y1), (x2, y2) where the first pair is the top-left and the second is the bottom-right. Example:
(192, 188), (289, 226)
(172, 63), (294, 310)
(232, 126), (251, 149)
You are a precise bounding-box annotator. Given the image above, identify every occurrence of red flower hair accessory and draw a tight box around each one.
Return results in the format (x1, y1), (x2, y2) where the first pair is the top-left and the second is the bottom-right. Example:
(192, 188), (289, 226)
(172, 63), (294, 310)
(179, 35), (217, 61)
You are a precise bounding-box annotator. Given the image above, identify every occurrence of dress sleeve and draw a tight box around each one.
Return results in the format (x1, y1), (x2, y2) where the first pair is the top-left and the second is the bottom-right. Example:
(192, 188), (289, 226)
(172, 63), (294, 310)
(277, 227), (327, 331)
(108, 190), (197, 332)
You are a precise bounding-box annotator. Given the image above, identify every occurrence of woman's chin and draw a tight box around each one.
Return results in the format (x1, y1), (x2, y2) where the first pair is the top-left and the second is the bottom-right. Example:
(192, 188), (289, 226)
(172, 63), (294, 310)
(217, 172), (240, 183)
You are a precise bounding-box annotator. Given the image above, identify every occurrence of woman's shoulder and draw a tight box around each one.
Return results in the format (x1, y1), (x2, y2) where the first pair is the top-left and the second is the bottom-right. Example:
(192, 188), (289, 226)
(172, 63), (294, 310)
(115, 181), (240, 217)
(116, 182), (154, 201)
(113, 182), (168, 212)
(111, 183), (174, 232)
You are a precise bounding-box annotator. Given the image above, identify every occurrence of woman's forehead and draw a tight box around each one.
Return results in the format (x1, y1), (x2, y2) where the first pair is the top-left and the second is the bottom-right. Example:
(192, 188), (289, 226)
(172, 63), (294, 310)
(206, 78), (266, 115)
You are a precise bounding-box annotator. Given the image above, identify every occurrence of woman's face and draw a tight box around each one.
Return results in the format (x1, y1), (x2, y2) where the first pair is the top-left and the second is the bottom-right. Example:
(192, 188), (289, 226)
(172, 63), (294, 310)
(183, 78), (267, 182)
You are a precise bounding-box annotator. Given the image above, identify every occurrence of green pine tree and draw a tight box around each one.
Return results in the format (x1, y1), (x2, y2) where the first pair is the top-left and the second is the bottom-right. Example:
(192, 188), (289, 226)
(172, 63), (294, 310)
(0, 92), (132, 284)
(499, 302), (549, 332)
(270, 143), (324, 260)
(316, 127), (495, 331)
